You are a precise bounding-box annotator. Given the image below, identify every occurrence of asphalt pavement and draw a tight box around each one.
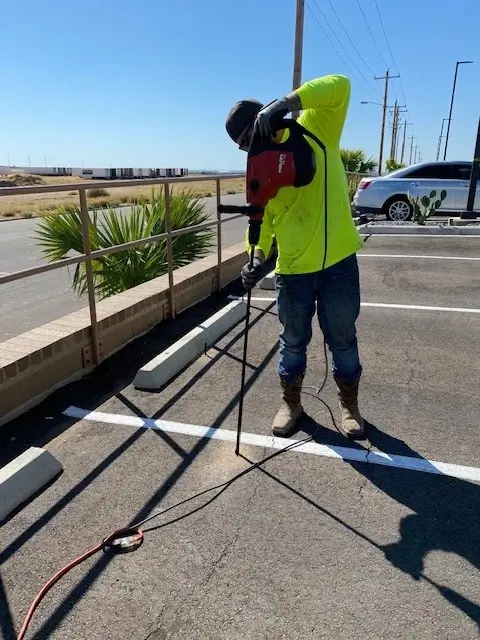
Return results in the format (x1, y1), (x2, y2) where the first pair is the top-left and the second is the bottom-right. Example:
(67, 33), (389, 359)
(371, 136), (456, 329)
(1, 235), (479, 639)
(0, 194), (246, 340)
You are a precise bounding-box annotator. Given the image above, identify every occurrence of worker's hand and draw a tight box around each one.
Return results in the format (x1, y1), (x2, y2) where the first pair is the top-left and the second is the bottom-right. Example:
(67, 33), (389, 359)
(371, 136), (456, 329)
(241, 257), (263, 291)
(254, 99), (289, 140)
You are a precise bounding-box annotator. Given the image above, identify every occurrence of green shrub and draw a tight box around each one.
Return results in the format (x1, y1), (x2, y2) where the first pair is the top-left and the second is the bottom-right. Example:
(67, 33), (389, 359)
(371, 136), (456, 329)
(87, 187), (110, 198)
(35, 188), (214, 299)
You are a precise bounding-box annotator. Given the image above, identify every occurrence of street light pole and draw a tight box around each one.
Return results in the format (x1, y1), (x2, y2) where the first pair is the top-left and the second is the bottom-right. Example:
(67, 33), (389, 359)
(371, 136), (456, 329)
(443, 60), (473, 160)
(436, 118), (449, 161)
(461, 117), (480, 219)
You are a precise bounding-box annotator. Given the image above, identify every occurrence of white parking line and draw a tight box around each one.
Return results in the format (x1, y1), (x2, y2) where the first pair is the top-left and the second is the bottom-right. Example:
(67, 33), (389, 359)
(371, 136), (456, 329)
(228, 295), (480, 314)
(360, 233), (480, 238)
(63, 406), (480, 483)
(360, 253), (480, 261)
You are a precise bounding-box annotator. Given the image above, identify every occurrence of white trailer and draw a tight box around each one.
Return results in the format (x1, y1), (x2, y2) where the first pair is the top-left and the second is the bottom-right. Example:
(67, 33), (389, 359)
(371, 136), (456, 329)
(71, 168), (110, 180)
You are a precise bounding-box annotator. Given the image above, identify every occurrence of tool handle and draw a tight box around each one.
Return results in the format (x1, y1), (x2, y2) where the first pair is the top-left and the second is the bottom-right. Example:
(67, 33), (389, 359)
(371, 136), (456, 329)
(218, 204), (263, 215)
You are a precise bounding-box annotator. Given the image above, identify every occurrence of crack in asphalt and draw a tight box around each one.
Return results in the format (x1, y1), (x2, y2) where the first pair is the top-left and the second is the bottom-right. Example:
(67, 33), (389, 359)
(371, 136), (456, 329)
(143, 471), (262, 638)
(193, 473), (261, 595)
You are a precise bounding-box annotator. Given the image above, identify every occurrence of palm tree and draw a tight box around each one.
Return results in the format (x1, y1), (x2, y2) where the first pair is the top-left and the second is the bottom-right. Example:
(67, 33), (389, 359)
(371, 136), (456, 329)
(35, 189), (214, 300)
(340, 148), (378, 174)
(385, 158), (406, 173)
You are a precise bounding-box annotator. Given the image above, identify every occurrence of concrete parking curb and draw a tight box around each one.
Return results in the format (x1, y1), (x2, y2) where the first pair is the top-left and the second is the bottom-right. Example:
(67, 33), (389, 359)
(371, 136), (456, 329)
(259, 272), (276, 290)
(0, 447), (63, 521)
(133, 299), (247, 390)
(358, 223), (480, 236)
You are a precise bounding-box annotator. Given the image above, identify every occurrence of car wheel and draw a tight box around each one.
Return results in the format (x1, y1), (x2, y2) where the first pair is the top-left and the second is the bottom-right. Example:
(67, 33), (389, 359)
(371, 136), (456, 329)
(384, 197), (412, 221)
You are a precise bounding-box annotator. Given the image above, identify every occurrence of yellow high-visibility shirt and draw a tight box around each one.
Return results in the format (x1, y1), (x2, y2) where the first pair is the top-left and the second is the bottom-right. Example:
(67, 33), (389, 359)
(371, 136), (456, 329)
(246, 74), (363, 274)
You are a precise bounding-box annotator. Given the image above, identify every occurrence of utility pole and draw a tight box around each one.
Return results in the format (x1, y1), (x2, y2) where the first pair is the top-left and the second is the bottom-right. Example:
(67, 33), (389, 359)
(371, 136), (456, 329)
(400, 121), (412, 163)
(409, 135), (417, 164)
(443, 60), (473, 160)
(392, 106), (408, 160)
(28, 155), (31, 167)
(375, 70), (400, 174)
(389, 101), (398, 160)
(292, 0), (304, 119)
(413, 145), (418, 163)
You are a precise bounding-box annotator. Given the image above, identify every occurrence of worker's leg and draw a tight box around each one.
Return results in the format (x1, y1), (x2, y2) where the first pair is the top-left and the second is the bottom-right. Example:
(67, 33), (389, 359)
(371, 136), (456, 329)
(316, 253), (364, 438)
(276, 273), (316, 380)
(273, 273), (316, 436)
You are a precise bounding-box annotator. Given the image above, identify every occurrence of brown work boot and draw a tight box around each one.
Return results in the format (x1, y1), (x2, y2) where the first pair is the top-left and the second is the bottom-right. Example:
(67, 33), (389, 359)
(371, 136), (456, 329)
(334, 374), (365, 440)
(272, 374), (304, 437)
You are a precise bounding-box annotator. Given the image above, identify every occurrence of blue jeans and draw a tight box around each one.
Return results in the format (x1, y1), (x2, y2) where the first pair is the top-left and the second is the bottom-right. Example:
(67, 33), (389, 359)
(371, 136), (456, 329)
(275, 253), (362, 384)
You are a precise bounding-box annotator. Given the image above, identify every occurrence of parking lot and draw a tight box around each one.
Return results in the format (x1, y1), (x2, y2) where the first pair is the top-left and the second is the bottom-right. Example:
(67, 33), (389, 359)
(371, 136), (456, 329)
(1, 235), (479, 639)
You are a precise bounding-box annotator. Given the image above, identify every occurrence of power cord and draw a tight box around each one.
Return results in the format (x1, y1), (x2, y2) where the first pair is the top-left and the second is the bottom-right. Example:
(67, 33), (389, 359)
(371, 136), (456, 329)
(16, 341), (337, 640)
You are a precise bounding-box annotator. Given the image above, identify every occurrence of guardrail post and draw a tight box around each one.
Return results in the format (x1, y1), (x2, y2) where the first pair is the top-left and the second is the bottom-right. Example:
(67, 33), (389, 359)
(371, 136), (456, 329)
(79, 189), (101, 365)
(216, 178), (222, 291)
(164, 182), (176, 318)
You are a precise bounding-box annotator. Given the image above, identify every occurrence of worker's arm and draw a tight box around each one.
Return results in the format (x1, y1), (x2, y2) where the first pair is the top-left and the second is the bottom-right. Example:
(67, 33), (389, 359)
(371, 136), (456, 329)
(292, 75), (351, 144)
(256, 75), (350, 145)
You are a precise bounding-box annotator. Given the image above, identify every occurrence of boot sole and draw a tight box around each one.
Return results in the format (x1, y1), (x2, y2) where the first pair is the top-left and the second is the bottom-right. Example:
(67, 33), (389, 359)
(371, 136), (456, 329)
(272, 410), (303, 438)
(339, 424), (366, 440)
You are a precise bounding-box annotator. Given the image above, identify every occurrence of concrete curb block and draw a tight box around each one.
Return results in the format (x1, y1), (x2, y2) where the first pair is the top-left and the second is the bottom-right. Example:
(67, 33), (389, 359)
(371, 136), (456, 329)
(259, 271), (276, 290)
(0, 447), (63, 521)
(133, 299), (247, 390)
(358, 224), (480, 236)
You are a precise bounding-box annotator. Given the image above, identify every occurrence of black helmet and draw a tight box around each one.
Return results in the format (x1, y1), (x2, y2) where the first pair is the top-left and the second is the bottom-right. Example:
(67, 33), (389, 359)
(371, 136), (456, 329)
(225, 99), (263, 142)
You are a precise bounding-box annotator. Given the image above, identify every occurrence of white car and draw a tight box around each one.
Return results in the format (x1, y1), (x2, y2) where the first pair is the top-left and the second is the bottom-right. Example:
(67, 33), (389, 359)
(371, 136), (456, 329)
(352, 161), (479, 221)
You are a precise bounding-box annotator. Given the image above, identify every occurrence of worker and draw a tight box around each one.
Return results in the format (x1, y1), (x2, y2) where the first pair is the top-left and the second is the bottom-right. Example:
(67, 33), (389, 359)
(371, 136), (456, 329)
(225, 74), (366, 440)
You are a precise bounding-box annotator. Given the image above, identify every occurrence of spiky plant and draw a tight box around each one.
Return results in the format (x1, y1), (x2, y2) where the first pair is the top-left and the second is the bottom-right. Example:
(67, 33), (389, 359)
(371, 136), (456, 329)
(35, 188), (214, 299)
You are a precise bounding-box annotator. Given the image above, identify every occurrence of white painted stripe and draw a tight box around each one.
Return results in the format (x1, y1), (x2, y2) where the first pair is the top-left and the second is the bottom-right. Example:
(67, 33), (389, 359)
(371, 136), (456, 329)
(361, 302), (480, 314)
(228, 295), (480, 314)
(360, 233), (480, 238)
(63, 406), (480, 483)
(360, 253), (480, 261)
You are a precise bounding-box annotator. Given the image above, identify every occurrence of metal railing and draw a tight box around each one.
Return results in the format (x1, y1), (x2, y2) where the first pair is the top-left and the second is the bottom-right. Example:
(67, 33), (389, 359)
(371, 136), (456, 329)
(0, 174), (245, 365)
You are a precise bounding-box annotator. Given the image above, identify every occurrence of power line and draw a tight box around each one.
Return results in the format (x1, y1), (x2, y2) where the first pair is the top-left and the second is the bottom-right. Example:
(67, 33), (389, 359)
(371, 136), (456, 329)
(309, 0), (382, 99)
(355, 0), (390, 70)
(372, 0), (409, 109)
(324, 0), (378, 77)
(373, 0), (400, 74)
(305, 1), (379, 101)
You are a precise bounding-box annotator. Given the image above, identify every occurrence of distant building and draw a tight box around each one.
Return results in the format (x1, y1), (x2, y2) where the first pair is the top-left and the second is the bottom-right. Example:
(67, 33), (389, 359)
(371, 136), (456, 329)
(0, 166), (189, 179)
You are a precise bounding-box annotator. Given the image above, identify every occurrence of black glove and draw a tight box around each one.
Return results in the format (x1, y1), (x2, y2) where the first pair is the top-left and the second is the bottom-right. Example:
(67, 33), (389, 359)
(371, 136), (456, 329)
(254, 99), (289, 140)
(241, 257), (263, 291)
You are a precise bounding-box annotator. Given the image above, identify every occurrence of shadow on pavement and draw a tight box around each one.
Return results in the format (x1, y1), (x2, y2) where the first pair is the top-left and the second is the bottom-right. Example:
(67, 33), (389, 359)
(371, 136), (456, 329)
(21, 330), (279, 639)
(293, 415), (480, 630)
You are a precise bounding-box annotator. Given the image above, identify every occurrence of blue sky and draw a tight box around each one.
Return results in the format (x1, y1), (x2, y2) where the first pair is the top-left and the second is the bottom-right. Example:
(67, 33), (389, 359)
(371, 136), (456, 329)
(1, 0), (478, 170)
